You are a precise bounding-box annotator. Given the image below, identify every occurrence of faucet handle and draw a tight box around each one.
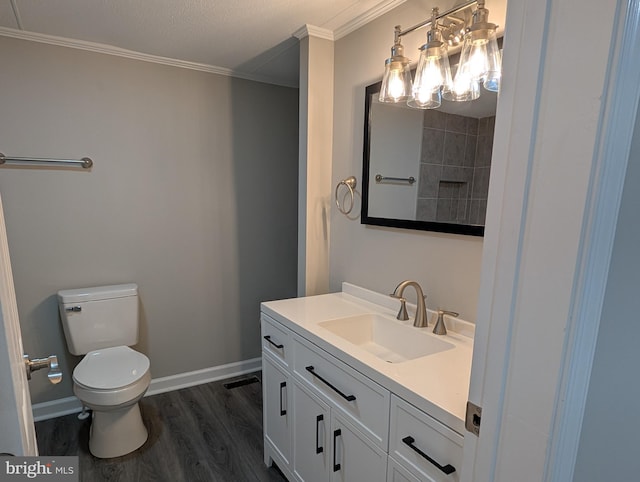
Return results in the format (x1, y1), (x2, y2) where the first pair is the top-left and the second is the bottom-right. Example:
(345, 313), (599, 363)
(432, 309), (459, 335)
(389, 294), (409, 321)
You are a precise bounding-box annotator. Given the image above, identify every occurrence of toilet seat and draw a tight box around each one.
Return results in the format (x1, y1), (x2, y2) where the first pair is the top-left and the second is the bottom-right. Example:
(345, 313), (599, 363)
(73, 346), (150, 390)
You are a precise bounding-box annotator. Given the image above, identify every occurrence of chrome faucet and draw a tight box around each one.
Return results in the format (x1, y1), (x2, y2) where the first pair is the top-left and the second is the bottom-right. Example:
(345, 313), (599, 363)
(390, 280), (428, 328)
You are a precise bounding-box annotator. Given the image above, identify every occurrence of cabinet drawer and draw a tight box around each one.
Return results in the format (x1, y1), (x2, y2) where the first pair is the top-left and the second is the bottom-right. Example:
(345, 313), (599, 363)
(389, 395), (462, 482)
(293, 335), (390, 450)
(261, 314), (292, 369)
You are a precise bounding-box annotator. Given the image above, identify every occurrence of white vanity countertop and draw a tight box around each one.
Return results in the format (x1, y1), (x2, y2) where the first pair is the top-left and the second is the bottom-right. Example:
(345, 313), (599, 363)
(261, 283), (474, 435)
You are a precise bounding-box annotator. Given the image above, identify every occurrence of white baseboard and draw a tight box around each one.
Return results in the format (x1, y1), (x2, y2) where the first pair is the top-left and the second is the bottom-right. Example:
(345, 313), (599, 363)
(145, 357), (262, 397)
(32, 357), (262, 422)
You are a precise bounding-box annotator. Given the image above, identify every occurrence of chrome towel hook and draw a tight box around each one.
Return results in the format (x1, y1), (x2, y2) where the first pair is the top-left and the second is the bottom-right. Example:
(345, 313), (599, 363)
(335, 176), (357, 215)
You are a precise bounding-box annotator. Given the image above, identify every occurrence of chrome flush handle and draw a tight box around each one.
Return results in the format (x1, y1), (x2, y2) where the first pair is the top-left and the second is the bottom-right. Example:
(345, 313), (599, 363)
(24, 354), (63, 384)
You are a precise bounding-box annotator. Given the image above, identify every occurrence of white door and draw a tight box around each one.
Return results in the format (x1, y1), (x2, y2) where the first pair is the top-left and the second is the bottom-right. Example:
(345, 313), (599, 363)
(0, 192), (38, 456)
(461, 0), (639, 481)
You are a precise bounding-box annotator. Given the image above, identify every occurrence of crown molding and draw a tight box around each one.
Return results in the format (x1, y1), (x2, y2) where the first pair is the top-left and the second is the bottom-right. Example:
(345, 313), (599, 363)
(292, 24), (334, 41)
(334, 0), (407, 40)
(0, 27), (298, 88)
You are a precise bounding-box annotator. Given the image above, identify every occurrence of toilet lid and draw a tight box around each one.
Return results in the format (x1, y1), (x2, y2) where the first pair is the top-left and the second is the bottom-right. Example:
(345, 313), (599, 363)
(73, 346), (150, 390)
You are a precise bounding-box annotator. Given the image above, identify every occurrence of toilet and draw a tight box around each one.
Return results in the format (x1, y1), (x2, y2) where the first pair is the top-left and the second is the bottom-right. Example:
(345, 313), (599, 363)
(57, 283), (151, 458)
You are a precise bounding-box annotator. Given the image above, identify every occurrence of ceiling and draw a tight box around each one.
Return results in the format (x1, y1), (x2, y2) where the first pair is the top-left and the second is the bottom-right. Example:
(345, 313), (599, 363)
(0, 0), (410, 87)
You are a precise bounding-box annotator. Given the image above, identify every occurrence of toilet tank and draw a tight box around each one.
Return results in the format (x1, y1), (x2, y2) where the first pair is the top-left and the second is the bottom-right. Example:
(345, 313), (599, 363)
(57, 283), (139, 355)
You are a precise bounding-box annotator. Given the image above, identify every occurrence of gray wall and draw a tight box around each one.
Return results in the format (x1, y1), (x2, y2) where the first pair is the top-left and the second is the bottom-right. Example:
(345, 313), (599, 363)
(572, 105), (640, 480)
(0, 37), (298, 404)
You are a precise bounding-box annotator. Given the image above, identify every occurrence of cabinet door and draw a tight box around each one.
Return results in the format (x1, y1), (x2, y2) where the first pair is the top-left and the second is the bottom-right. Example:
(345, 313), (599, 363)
(387, 456), (422, 482)
(263, 355), (291, 466)
(293, 382), (331, 482)
(330, 413), (387, 482)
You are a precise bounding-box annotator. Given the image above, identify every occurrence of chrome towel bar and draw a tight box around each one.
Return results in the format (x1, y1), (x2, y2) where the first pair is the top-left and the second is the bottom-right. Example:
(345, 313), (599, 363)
(0, 153), (93, 169)
(375, 174), (416, 185)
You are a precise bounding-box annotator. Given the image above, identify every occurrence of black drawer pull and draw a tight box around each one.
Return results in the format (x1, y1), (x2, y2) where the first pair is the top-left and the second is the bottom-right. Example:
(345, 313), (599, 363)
(315, 414), (324, 454)
(305, 366), (356, 402)
(264, 335), (284, 349)
(402, 436), (456, 475)
(333, 429), (341, 472)
(279, 382), (286, 416)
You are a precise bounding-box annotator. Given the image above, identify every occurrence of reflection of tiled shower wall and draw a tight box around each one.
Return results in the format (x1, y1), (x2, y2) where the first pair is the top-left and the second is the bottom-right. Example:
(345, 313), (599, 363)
(416, 110), (495, 225)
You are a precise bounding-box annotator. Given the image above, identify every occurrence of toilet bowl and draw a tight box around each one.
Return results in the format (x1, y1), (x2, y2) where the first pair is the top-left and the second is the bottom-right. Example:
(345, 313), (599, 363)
(57, 283), (151, 458)
(72, 346), (151, 458)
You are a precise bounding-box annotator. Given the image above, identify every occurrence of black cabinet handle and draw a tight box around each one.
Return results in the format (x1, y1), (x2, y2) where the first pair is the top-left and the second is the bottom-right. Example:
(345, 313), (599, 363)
(402, 436), (456, 475)
(279, 382), (286, 416)
(305, 366), (356, 402)
(315, 414), (324, 454)
(264, 335), (284, 349)
(333, 429), (341, 472)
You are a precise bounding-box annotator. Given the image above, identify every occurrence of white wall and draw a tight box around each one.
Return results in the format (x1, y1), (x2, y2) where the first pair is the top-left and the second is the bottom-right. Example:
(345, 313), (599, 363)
(331, 0), (486, 322)
(298, 33), (334, 296)
(0, 36), (299, 404)
(572, 103), (640, 481)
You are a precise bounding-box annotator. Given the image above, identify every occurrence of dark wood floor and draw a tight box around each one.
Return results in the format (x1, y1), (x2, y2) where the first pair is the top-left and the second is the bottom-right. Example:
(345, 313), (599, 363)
(35, 372), (286, 482)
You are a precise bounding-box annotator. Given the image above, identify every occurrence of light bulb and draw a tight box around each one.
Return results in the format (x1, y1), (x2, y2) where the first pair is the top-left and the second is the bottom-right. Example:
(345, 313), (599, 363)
(468, 41), (490, 81)
(388, 69), (407, 101)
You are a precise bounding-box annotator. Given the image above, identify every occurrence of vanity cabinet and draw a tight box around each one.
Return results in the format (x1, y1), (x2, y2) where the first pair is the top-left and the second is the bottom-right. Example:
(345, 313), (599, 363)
(261, 311), (464, 482)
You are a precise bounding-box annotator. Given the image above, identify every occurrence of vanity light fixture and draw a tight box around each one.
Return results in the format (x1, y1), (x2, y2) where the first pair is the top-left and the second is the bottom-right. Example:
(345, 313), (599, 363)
(456, 0), (501, 93)
(379, 26), (413, 103)
(379, 0), (501, 109)
(407, 8), (453, 109)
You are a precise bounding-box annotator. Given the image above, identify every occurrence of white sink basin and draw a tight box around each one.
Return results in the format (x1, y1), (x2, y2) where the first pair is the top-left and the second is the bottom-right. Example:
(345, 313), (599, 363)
(319, 314), (454, 363)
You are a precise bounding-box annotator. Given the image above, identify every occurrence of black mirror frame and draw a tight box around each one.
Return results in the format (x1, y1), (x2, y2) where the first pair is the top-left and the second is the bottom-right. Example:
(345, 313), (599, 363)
(361, 81), (485, 237)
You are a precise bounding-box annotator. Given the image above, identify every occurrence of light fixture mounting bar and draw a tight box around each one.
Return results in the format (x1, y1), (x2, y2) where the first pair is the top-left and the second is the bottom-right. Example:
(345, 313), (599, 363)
(397, 0), (477, 38)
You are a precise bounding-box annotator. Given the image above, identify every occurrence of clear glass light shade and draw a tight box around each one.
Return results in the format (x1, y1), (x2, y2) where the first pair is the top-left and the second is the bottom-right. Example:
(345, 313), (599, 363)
(457, 26), (501, 92)
(444, 61), (480, 102)
(379, 58), (413, 103)
(409, 44), (452, 109)
(408, 89), (441, 109)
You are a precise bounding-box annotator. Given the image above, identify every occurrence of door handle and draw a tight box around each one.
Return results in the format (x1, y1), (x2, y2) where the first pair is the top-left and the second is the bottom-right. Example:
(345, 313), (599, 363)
(279, 381), (287, 416)
(315, 414), (324, 454)
(333, 429), (342, 472)
(24, 354), (62, 384)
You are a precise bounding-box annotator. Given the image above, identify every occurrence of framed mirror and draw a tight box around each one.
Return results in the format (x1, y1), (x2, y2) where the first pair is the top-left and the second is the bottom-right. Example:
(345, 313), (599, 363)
(361, 65), (497, 237)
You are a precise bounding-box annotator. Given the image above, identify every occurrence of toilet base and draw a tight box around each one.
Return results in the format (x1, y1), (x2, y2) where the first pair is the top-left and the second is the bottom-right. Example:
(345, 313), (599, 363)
(89, 402), (148, 458)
